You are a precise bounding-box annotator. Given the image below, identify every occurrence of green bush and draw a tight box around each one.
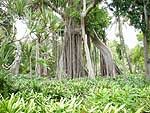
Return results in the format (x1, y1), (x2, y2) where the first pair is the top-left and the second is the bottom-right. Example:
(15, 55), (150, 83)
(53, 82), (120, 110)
(0, 74), (150, 112)
(0, 70), (17, 98)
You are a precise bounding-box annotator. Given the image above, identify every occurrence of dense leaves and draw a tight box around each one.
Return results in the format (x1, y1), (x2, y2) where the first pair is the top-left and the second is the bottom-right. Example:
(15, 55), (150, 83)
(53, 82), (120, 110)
(0, 73), (150, 112)
(0, 70), (17, 98)
(87, 7), (110, 39)
(109, 0), (147, 32)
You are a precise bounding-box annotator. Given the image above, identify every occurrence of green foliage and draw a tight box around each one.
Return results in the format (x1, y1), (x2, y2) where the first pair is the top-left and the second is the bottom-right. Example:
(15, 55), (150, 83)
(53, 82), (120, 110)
(48, 0), (67, 8)
(6, 0), (28, 17)
(0, 70), (17, 98)
(19, 43), (35, 74)
(137, 32), (143, 42)
(14, 0), (27, 16)
(130, 45), (144, 73)
(129, 32), (144, 73)
(87, 7), (110, 38)
(109, 0), (146, 32)
(131, 45), (143, 64)
(0, 37), (15, 69)
(0, 74), (150, 112)
(0, 11), (13, 31)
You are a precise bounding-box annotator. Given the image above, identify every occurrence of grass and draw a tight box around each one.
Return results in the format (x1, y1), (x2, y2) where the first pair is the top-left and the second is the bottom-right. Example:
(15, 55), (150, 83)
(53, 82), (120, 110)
(0, 72), (150, 113)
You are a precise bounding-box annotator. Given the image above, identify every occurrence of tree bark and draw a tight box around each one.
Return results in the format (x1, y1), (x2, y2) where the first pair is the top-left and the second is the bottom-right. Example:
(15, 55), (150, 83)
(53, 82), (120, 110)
(143, 0), (150, 80)
(10, 41), (21, 75)
(81, 17), (95, 78)
(35, 38), (41, 76)
(42, 53), (48, 76)
(81, 0), (96, 78)
(92, 30), (116, 77)
(29, 55), (32, 77)
(56, 18), (83, 79)
(143, 32), (150, 80)
(53, 0), (97, 79)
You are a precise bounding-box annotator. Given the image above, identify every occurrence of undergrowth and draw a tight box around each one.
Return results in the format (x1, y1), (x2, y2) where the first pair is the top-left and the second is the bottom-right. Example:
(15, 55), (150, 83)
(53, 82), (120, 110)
(0, 72), (150, 113)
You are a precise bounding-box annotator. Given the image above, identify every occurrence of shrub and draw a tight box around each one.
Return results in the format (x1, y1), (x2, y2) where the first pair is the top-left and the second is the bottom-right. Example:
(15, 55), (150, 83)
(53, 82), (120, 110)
(0, 70), (17, 98)
(0, 74), (150, 112)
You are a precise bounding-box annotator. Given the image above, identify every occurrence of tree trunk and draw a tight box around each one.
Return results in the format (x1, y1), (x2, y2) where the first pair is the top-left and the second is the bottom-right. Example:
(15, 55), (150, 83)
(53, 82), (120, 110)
(29, 55), (32, 77)
(92, 30), (116, 77)
(100, 36), (107, 76)
(81, 17), (95, 78)
(56, 18), (83, 79)
(10, 41), (21, 75)
(100, 53), (107, 76)
(81, 0), (95, 78)
(143, 32), (150, 80)
(42, 53), (48, 76)
(56, 0), (97, 79)
(94, 46), (98, 76)
(35, 38), (41, 76)
(143, 1), (150, 80)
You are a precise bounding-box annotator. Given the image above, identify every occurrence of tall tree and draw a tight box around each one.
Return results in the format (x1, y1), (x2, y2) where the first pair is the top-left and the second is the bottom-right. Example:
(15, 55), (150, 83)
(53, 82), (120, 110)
(48, 0), (101, 79)
(109, 0), (150, 80)
(48, 0), (84, 79)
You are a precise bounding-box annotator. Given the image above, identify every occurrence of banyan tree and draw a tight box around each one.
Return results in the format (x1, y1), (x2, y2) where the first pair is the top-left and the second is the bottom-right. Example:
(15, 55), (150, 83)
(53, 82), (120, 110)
(1, 0), (121, 79)
(48, 0), (119, 79)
